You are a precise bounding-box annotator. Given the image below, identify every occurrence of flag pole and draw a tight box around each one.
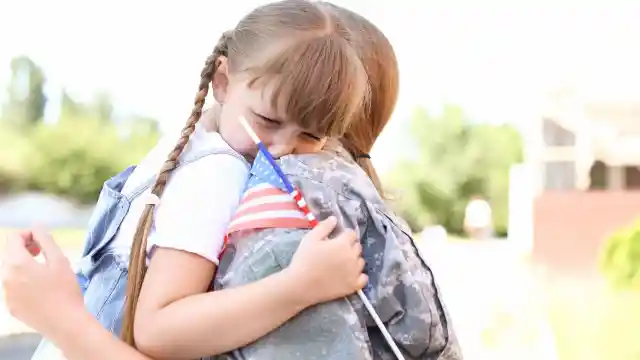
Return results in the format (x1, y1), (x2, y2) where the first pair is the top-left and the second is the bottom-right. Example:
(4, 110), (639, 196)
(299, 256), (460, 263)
(239, 117), (405, 360)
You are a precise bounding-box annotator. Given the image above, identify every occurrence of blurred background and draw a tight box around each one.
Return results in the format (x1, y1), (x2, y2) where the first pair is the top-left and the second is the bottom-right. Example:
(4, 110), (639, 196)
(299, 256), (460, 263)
(1, 0), (639, 359)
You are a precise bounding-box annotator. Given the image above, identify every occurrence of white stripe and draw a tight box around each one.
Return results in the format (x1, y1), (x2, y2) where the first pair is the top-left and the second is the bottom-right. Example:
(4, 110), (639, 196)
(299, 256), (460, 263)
(236, 194), (293, 213)
(242, 183), (273, 197)
(297, 198), (307, 207)
(305, 213), (315, 221)
(229, 210), (307, 229)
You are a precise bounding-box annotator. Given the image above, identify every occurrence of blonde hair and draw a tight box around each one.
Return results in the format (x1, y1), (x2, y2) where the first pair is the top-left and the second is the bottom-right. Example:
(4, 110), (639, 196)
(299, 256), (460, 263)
(120, 0), (370, 346)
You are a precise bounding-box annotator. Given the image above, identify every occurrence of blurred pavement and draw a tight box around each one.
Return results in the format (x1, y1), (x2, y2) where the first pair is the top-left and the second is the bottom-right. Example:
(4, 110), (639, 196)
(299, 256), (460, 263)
(0, 333), (41, 360)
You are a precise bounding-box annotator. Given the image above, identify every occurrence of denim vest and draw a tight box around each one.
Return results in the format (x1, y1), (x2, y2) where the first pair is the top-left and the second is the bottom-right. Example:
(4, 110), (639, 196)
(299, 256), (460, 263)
(32, 146), (247, 360)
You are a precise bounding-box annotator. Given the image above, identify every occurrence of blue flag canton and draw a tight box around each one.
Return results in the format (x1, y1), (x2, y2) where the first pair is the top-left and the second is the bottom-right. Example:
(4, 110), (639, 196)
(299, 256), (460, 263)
(245, 150), (288, 192)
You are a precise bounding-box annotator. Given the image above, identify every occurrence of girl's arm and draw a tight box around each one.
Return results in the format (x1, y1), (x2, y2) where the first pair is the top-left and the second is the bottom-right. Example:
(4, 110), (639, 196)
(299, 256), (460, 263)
(132, 154), (365, 359)
(134, 217), (364, 359)
(59, 264), (326, 360)
(0, 229), (363, 360)
(54, 311), (152, 360)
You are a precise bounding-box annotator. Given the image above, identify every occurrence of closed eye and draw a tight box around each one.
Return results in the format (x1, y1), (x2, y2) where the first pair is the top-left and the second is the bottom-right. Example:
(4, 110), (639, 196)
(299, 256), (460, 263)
(259, 115), (279, 124)
(253, 112), (281, 127)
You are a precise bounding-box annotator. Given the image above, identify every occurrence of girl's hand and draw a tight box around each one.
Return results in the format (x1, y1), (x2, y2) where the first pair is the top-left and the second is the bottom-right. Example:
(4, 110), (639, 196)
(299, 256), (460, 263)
(287, 216), (367, 305)
(1, 230), (85, 339)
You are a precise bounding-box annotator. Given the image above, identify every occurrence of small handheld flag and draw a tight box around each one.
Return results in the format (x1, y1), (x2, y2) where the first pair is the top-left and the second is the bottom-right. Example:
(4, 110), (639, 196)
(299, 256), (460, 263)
(237, 116), (406, 360)
(226, 154), (315, 235)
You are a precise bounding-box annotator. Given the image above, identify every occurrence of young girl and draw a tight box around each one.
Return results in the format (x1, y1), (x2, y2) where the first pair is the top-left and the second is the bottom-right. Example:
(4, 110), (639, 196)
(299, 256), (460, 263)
(32, 0), (371, 358)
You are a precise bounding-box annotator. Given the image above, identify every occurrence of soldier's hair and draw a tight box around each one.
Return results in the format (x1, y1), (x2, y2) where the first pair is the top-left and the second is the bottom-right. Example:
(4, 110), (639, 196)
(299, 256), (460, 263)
(323, 2), (399, 196)
(121, 0), (369, 346)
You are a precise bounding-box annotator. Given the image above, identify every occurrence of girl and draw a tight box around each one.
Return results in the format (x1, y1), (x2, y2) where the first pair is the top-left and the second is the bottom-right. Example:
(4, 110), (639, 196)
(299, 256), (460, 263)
(31, 0), (371, 358)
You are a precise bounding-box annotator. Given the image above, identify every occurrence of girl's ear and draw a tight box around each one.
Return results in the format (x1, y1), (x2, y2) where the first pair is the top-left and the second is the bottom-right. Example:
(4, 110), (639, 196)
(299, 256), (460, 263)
(212, 56), (229, 104)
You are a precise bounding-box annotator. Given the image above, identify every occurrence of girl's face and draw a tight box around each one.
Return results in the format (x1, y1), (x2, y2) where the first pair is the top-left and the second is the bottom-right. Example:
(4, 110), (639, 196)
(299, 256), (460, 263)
(213, 61), (328, 160)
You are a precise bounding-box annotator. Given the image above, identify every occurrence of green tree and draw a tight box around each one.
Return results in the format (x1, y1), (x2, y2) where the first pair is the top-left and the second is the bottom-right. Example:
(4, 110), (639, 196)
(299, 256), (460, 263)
(2, 56), (47, 128)
(127, 114), (160, 135)
(59, 90), (83, 119)
(90, 91), (114, 122)
(60, 90), (114, 123)
(0, 60), (161, 201)
(387, 106), (523, 236)
(24, 113), (159, 203)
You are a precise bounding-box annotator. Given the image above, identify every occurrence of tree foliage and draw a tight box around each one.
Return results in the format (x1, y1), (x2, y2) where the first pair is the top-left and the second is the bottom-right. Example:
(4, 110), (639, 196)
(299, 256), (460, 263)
(0, 56), (159, 203)
(2, 56), (47, 129)
(600, 220), (640, 290)
(387, 106), (523, 236)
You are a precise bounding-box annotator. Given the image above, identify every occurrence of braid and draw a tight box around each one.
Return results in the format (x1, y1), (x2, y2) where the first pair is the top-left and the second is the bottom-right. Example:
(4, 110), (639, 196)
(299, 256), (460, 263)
(120, 31), (232, 346)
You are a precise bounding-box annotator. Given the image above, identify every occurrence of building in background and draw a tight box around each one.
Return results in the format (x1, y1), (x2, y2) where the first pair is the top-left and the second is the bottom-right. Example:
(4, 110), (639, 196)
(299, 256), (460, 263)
(523, 81), (640, 275)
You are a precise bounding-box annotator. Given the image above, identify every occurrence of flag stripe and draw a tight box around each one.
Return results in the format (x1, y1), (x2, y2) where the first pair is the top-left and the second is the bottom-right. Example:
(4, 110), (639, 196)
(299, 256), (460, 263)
(229, 209), (307, 228)
(242, 184), (285, 200)
(235, 194), (296, 214)
(234, 201), (302, 219)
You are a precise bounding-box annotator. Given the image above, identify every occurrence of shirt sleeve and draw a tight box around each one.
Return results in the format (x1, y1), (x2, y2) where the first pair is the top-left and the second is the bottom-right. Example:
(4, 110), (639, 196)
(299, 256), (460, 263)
(146, 153), (249, 264)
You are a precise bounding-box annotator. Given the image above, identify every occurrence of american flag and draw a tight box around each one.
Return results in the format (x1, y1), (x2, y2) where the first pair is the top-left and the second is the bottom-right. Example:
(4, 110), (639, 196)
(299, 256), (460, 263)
(226, 150), (314, 236)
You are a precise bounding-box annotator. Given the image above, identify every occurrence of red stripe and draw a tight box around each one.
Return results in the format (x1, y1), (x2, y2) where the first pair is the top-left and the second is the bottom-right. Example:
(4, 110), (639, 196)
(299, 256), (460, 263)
(219, 235), (230, 260)
(233, 201), (301, 219)
(242, 187), (288, 202)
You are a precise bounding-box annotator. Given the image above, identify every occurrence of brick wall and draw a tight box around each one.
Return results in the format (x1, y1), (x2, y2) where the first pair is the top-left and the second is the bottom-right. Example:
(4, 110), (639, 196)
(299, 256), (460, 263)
(533, 191), (640, 275)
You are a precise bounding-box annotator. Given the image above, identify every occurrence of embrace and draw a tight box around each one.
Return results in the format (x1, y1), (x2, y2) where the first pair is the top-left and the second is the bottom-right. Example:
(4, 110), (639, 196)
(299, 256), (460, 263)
(1, 1), (462, 359)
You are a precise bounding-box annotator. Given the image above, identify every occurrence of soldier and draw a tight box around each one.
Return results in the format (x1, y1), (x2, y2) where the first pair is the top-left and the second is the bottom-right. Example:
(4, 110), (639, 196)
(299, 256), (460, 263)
(213, 147), (462, 360)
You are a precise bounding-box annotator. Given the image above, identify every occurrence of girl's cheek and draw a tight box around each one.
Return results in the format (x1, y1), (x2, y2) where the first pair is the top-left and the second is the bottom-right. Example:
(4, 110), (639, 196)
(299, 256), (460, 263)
(252, 126), (274, 144)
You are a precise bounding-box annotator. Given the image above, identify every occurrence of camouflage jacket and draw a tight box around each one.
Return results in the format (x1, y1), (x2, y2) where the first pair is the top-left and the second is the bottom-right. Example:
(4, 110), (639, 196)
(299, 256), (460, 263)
(212, 150), (462, 360)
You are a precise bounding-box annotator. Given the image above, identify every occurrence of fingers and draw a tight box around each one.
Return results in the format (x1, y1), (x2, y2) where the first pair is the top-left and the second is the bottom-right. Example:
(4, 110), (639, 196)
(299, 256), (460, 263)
(308, 216), (337, 240)
(353, 241), (362, 254)
(18, 230), (41, 257)
(3, 232), (34, 262)
(29, 229), (66, 265)
(25, 242), (41, 257)
(332, 227), (356, 242)
(356, 274), (369, 289)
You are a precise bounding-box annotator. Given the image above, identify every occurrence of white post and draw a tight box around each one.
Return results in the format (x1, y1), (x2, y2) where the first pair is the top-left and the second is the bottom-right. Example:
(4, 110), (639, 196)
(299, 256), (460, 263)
(607, 165), (624, 190)
(508, 163), (534, 254)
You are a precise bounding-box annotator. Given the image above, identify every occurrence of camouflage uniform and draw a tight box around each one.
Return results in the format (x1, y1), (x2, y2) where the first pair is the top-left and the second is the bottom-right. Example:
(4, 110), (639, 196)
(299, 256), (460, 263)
(212, 149), (462, 360)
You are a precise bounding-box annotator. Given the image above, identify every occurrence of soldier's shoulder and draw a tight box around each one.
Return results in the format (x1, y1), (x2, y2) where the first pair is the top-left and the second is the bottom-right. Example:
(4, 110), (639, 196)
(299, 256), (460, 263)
(279, 151), (379, 203)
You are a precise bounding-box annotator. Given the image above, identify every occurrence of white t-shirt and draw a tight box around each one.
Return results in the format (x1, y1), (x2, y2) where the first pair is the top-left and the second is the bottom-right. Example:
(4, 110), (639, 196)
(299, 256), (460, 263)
(109, 125), (249, 264)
